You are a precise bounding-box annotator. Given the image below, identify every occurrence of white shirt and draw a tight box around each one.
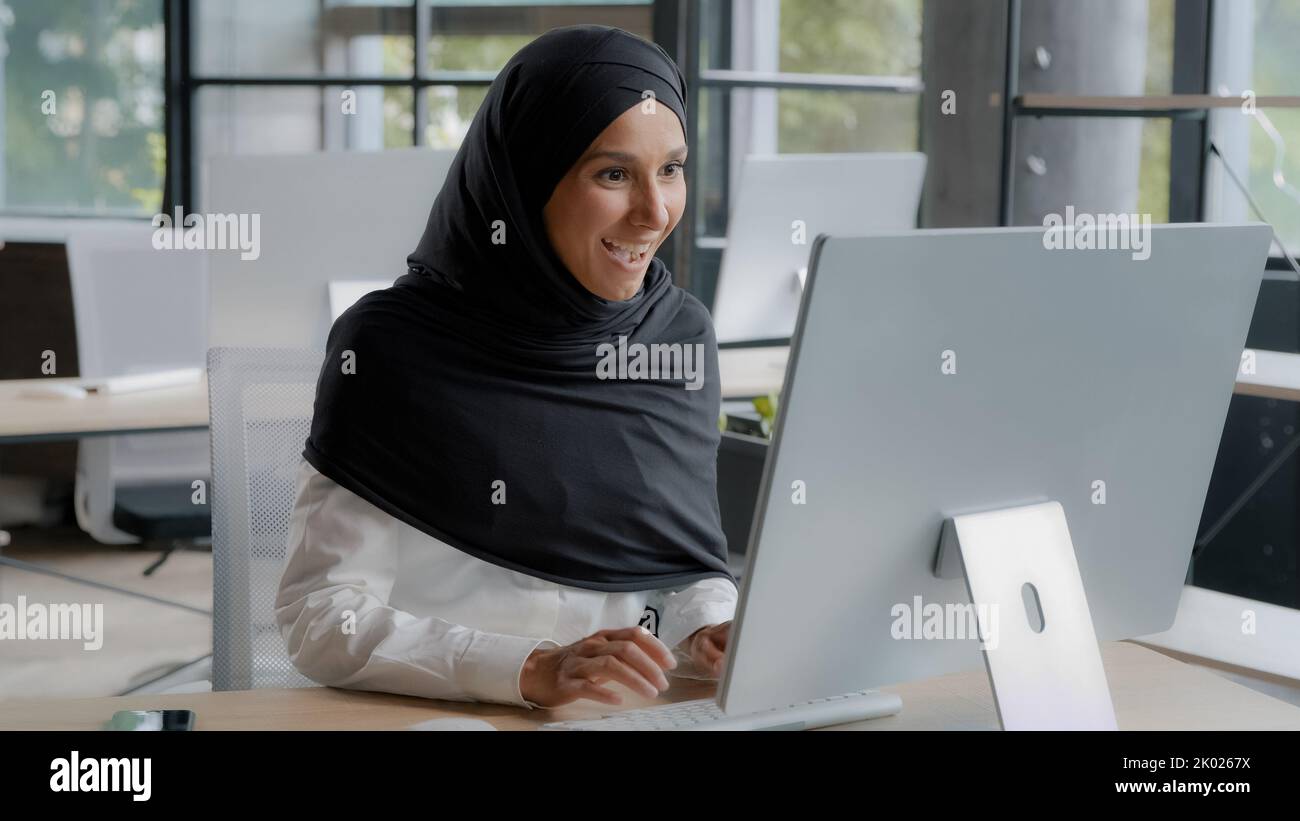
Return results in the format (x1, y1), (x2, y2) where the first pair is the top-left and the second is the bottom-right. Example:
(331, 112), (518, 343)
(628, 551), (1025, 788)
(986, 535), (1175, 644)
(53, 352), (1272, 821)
(274, 460), (739, 709)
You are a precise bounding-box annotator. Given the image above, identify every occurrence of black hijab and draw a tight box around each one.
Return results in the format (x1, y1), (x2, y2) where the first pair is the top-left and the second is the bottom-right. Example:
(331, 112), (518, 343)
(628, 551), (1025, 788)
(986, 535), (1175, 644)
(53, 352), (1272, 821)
(303, 24), (736, 592)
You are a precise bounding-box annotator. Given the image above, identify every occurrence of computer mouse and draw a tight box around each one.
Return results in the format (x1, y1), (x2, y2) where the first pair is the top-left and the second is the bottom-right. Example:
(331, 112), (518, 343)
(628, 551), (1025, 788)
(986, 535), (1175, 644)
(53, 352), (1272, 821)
(405, 718), (497, 731)
(21, 383), (88, 400)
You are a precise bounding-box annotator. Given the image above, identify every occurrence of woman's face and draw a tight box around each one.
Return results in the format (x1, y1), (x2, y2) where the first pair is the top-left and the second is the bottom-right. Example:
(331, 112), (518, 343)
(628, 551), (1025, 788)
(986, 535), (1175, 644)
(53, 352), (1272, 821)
(543, 100), (687, 302)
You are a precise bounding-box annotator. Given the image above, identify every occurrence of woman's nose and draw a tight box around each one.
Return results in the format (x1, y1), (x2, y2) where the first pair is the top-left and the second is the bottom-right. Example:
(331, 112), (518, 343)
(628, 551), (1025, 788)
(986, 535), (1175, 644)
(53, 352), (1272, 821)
(630, 181), (670, 231)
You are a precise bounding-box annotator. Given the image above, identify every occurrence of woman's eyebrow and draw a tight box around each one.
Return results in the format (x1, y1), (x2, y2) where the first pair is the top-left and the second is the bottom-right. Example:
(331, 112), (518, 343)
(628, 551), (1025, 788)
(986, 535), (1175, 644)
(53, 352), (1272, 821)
(584, 145), (689, 164)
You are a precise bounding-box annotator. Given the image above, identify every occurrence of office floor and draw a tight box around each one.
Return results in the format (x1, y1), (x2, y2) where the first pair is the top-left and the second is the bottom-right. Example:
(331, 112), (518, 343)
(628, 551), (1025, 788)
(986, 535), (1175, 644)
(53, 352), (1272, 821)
(0, 525), (211, 701)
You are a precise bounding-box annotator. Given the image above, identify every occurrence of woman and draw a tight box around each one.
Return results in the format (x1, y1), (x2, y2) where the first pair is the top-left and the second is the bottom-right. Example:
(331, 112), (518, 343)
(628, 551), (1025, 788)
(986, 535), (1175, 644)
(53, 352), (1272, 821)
(275, 24), (738, 710)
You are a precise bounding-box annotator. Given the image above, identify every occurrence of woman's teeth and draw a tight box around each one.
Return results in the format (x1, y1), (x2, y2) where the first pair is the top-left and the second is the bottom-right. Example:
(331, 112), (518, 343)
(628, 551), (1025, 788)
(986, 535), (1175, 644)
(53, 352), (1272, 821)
(602, 238), (650, 264)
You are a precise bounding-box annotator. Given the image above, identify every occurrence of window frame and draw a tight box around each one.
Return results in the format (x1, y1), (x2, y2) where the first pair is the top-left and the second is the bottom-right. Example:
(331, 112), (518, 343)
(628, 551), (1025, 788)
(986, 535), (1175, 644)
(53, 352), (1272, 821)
(674, 0), (925, 302)
(998, 0), (1212, 226)
(161, 0), (657, 214)
(5, 0), (1287, 264)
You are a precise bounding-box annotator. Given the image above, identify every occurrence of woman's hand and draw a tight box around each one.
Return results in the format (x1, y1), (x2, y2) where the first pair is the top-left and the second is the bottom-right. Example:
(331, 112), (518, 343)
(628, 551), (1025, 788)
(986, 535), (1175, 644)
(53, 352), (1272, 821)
(520, 626), (677, 708)
(681, 621), (731, 679)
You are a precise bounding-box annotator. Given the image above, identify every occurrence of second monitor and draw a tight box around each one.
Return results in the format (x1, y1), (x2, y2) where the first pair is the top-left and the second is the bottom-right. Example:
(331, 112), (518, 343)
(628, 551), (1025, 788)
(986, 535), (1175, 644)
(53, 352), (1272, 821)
(710, 152), (926, 344)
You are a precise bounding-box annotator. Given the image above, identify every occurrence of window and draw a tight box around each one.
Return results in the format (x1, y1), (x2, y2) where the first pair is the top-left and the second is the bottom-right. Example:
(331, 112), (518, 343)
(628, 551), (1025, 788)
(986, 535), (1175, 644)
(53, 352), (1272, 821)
(191, 0), (416, 168)
(186, 1), (653, 208)
(0, 0), (165, 216)
(1204, 0), (1300, 255)
(685, 0), (924, 307)
(1246, 2), (1300, 253)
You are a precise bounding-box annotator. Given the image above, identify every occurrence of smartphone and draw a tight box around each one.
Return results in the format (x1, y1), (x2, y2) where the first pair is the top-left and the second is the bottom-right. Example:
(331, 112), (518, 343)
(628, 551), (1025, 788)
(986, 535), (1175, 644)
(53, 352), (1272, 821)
(105, 709), (195, 731)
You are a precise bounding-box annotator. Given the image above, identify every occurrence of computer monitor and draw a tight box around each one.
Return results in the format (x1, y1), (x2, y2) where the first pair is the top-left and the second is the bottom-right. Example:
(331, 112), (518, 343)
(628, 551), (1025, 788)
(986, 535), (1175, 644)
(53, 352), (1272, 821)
(205, 148), (453, 349)
(710, 152), (926, 344)
(717, 223), (1271, 717)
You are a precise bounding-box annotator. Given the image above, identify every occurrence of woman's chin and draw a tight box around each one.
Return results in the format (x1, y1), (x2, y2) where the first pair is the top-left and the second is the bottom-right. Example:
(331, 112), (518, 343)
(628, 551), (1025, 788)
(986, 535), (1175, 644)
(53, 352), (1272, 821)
(585, 268), (648, 301)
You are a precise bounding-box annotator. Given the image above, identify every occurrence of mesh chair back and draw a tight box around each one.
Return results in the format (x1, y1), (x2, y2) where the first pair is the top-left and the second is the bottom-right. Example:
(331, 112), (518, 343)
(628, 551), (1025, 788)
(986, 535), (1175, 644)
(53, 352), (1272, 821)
(207, 347), (323, 690)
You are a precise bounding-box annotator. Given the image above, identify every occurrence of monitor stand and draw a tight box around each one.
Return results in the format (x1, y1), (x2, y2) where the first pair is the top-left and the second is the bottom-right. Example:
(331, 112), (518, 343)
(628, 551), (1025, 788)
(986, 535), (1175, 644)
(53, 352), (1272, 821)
(933, 501), (1117, 730)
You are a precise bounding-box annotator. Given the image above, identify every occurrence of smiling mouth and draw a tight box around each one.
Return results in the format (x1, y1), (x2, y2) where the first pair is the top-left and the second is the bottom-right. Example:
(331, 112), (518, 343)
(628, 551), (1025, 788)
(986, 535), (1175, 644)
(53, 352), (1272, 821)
(601, 238), (652, 267)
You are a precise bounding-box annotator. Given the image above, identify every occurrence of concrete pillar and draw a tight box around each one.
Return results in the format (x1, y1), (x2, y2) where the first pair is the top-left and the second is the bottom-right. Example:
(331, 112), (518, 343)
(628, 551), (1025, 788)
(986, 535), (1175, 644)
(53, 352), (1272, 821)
(922, 0), (1151, 227)
(1013, 0), (1149, 224)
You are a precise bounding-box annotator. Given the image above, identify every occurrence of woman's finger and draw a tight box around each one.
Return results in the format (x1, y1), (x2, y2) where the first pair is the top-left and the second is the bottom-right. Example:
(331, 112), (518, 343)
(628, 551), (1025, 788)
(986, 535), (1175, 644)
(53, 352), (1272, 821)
(576, 654), (660, 699)
(594, 626), (676, 670)
(699, 633), (725, 659)
(596, 640), (671, 690)
(688, 644), (723, 679)
(711, 623), (731, 648)
(703, 636), (727, 673)
(699, 644), (724, 668)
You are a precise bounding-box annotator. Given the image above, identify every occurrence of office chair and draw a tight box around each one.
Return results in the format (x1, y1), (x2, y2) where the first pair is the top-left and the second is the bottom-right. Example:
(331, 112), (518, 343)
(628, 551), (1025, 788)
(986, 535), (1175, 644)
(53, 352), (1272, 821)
(66, 224), (212, 572)
(207, 347), (321, 690)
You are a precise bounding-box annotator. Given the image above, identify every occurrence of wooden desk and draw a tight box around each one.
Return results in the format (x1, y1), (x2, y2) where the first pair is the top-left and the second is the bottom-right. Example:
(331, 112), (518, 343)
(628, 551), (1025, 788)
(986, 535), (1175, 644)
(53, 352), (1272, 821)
(1235, 348), (1300, 404)
(0, 376), (209, 443)
(717, 346), (790, 399)
(2, 642), (1295, 731)
(1, 348), (780, 431)
(0, 375), (210, 575)
(0, 346), (1285, 438)
(5, 348), (1277, 428)
(3, 351), (766, 432)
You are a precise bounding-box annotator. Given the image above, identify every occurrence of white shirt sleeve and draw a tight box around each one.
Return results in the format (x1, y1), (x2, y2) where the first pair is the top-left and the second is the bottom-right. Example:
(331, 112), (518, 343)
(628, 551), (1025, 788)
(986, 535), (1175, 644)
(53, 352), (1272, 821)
(274, 461), (559, 709)
(652, 576), (740, 679)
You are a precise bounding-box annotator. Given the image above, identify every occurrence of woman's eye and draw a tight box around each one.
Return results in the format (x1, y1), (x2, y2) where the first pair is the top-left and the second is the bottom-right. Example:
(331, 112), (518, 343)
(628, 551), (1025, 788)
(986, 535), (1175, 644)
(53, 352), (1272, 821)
(599, 164), (684, 183)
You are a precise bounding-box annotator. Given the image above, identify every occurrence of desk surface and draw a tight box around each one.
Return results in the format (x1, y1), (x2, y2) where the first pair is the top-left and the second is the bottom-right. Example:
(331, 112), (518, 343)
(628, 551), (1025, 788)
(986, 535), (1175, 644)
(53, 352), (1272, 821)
(0, 348), (771, 439)
(717, 346), (790, 399)
(2, 642), (1296, 730)
(2, 348), (1279, 435)
(0, 376), (209, 442)
(1235, 348), (1300, 403)
(0, 349), (775, 439)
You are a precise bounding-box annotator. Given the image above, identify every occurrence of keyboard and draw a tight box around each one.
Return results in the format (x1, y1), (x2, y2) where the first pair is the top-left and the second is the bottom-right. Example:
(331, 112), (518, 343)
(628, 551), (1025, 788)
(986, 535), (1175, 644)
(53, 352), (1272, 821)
(539, 689), (902, 731)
